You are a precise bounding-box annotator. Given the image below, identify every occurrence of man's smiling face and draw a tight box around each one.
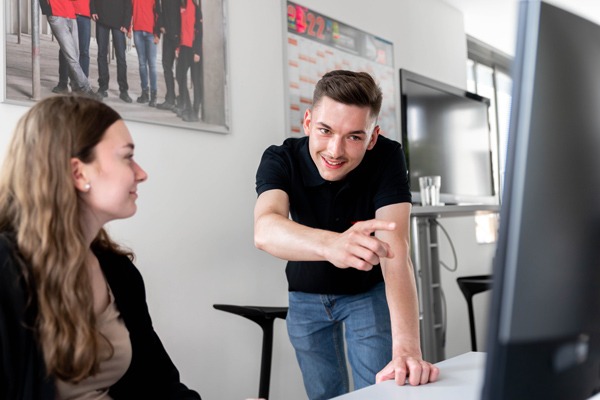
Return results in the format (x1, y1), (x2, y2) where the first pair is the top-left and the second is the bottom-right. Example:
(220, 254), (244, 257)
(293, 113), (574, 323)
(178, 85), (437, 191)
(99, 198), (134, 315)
(303, 96), (380, 182)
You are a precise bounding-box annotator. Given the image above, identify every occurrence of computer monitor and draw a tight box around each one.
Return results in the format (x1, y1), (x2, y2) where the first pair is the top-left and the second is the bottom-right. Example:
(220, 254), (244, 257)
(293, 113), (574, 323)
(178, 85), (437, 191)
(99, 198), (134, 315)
(482, 1), (600, 399)
(399, 69), (497, 205)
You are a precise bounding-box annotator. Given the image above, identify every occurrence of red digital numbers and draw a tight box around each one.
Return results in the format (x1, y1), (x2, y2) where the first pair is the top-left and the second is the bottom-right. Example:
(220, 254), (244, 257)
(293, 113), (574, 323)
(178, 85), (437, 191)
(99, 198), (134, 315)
(287, 3), (326, 40)
(287, 4), (295, 18)
(306, 13), (325, 40)
(288, 5), (306, 34)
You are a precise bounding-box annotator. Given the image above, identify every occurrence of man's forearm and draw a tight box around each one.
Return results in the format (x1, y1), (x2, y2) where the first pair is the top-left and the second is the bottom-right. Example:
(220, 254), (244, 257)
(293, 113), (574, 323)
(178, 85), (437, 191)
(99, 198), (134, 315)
(254, 212), (333, 262)
(383, 257), (422, 358)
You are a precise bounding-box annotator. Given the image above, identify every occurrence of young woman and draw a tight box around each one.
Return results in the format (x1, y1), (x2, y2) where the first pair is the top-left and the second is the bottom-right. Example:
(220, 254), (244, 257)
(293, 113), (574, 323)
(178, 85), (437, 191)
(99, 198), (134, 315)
(0, 95), (201, 399)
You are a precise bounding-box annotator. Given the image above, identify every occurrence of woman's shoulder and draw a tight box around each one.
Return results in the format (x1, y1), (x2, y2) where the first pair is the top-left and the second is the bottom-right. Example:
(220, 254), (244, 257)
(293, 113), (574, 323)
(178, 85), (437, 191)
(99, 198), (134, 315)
(0, 231), (20, 271)
(0, 232), (27, 297)
(96, 248), (148, 317)
(0, 230), (16, 249)
(96, 248), (138, 274)
(96, 248), (144, 290)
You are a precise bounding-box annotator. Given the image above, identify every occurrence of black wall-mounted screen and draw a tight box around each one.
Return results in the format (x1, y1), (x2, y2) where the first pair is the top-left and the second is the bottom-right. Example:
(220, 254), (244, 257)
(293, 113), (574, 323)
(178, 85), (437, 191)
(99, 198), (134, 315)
(399, 69), (497, 205)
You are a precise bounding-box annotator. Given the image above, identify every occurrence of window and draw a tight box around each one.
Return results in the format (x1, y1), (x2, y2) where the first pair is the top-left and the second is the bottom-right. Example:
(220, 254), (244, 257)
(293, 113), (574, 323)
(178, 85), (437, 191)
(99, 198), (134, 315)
(466, 35), (513, 197)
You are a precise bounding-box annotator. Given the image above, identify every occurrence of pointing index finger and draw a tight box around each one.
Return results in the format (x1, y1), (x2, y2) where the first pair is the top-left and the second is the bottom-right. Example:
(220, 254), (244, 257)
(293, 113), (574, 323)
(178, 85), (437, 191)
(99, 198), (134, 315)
(355, 219), (396, 234)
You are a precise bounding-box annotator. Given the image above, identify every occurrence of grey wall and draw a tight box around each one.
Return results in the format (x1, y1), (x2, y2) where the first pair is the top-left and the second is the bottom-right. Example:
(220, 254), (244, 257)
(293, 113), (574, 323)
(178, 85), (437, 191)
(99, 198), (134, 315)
(0, 0), (494, 398)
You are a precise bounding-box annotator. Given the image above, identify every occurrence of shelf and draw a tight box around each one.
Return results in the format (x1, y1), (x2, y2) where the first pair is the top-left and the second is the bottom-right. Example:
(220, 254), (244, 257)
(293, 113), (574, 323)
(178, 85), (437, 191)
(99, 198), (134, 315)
(411, 204), (500, 217)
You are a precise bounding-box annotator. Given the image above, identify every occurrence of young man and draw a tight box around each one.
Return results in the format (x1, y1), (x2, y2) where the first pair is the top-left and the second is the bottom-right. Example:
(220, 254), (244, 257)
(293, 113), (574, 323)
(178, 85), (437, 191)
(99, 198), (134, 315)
(254, 70), (439, 399)
(91, 0), (133, 103)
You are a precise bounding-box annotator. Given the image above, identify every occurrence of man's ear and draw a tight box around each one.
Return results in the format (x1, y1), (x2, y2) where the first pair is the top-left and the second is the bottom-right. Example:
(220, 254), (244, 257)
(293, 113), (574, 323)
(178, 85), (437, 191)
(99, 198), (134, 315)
(367, 125), (380, 150)
(302, 108), (312, 137)
(71, 158), (89, 192)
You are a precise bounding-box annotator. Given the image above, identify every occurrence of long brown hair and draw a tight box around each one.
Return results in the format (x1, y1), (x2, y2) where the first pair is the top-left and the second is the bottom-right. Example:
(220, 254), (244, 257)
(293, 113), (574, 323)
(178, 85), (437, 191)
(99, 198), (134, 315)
(0, 95), (132, 382)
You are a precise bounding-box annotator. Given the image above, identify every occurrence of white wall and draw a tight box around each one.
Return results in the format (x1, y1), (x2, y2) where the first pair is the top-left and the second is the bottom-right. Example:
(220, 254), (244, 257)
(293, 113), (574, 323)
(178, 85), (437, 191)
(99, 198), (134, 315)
(442, 0), (519, 56)
(444, 0), (600, 57)
(0, 0), (494, 398)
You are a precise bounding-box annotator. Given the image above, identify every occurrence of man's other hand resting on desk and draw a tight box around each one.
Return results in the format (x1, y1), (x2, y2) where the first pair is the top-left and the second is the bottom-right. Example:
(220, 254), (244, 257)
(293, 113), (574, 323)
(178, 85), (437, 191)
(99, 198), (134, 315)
(376, 353), (440, 386)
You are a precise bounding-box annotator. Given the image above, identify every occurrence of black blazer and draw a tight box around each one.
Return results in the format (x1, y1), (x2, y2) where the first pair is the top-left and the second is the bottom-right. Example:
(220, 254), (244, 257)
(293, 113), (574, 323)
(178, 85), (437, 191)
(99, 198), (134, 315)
(0, 233), (201, 399)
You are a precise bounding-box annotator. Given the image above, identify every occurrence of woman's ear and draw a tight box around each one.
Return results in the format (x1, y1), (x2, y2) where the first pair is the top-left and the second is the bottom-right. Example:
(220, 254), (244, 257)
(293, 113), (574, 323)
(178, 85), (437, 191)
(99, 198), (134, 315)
(71, 158), (90, 193)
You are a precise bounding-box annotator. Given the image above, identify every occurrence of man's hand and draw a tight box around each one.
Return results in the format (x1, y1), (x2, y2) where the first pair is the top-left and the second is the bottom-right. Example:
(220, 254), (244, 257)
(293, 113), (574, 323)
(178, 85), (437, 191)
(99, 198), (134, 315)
(324, 219), (396, 271)
(376, 355), (439, 386)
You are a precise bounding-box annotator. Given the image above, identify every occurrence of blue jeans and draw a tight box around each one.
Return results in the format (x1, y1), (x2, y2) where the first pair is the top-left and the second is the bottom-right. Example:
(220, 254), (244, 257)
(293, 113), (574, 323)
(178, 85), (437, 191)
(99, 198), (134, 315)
(47, 16), (90, 91)
(287, 282), (392, 400)
(58, 14), (91, 85)
(96, 23), (128, 92)
(133, 31), (157, 92)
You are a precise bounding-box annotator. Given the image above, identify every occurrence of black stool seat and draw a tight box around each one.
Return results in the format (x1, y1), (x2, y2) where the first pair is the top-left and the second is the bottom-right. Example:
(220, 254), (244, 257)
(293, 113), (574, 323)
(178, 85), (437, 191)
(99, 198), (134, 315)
(213, 304), (288, 322)
(456, 275), (493, 352)
(213, 304), (288, 399)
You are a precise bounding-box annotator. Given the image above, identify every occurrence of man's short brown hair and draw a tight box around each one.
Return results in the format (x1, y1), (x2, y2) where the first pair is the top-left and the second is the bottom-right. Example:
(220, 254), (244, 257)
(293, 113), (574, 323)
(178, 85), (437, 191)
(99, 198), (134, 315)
(312, 70), (383, 119)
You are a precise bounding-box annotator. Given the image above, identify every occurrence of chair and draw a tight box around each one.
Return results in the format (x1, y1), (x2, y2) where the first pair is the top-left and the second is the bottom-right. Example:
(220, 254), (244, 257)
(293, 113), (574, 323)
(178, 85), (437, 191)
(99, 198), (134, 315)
(456, 275), (493, 351)
(213, 304), (288, 400)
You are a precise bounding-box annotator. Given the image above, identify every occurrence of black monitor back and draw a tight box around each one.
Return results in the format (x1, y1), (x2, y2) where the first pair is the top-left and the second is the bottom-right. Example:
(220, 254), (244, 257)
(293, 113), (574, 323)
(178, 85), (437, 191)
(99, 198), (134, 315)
(482, 1), (600, 399)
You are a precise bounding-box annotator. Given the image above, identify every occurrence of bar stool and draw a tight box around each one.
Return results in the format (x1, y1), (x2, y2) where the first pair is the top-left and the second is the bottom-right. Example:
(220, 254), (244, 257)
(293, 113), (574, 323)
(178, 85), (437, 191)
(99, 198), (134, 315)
(213, 304), (288, 400)
(456, 275), (493, 351)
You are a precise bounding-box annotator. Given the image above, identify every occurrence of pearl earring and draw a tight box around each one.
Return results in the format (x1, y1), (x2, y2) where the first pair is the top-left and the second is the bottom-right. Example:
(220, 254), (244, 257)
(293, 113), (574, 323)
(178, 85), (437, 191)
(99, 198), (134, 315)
(84, 183), (91, 191)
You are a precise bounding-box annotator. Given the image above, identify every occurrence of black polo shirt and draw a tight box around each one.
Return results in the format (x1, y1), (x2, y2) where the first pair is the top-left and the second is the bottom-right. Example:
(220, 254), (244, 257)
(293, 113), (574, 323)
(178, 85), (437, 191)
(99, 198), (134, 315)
(256, 135), (412, 294)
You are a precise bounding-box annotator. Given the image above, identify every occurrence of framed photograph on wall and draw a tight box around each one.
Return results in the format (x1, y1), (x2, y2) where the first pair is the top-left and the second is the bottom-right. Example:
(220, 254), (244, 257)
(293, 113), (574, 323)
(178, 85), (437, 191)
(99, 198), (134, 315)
(283, 1), (397, 139)
(3, 0), (229, 133)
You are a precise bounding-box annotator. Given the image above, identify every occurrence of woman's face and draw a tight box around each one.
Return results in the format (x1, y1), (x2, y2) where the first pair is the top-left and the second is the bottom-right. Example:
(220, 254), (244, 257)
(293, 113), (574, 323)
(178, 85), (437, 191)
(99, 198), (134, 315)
(79, 120), (147, 225)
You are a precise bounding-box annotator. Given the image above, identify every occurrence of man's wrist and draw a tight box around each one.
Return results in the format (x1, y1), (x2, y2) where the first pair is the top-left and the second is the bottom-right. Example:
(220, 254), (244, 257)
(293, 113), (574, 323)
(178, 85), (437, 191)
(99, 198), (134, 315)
(392, 341), (423, 359)
(317, 230), (336, 261)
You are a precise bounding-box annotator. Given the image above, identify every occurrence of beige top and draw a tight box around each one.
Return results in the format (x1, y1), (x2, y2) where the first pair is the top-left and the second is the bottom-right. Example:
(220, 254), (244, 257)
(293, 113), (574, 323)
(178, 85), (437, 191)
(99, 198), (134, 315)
(56, 288), (132, 400)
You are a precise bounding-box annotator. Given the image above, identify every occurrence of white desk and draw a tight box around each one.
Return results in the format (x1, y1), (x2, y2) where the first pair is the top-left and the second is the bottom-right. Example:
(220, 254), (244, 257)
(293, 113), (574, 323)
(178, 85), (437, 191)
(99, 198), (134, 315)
(331, 352), (485, 400)
(331, 352), (600, 400)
